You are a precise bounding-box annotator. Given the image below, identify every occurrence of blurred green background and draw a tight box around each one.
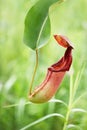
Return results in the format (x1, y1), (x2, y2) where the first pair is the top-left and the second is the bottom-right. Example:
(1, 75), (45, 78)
(0, 0), (87, 130)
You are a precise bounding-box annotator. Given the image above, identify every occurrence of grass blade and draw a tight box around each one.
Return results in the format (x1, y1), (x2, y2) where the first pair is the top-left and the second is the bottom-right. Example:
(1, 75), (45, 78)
(67, 124), (82, 130)
(49, 98), (67, 107)
(20, 113), (65, 130)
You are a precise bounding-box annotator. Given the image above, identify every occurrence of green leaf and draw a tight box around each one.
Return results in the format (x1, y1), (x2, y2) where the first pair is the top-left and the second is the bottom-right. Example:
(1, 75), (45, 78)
(20, 113), (65, 130)
(4, 75), (16, 92)
(67, 124), (82, 130)
(16, 99), (26, 121)
(49, 98), (68, 107)
(71, 108), (87, 113)
(24, 0), (63, 50)
(3, 101), (32, 108)
(73, 91), (87, 105)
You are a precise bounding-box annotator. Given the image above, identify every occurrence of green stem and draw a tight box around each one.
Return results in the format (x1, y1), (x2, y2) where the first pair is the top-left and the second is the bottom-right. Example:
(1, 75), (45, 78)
(29, 49), (38, 95)
(63, 74), (73, 130)
(63, 107), (71, 130)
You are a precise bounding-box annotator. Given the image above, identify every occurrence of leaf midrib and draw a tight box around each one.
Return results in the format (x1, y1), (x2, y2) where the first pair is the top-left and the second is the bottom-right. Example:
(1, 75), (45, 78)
(36, 15), (48, 50)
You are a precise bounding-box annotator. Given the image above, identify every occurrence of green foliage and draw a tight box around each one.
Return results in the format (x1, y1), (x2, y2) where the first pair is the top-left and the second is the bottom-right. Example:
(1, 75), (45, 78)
(0, 0), (87, 130)
(24, 0), (63, 50)
(20, 113), (65, 130)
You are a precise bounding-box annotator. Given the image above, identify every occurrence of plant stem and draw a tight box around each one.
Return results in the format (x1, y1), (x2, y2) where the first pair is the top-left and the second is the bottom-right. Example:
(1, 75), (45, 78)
(63, 74), (73, 130)
(63, 107), (70, 130)
(29, 49), (38, 94)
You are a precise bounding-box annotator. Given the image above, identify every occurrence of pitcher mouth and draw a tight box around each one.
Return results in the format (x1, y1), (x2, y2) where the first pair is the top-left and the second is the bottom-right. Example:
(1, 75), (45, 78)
(48, 47), (73, 73)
